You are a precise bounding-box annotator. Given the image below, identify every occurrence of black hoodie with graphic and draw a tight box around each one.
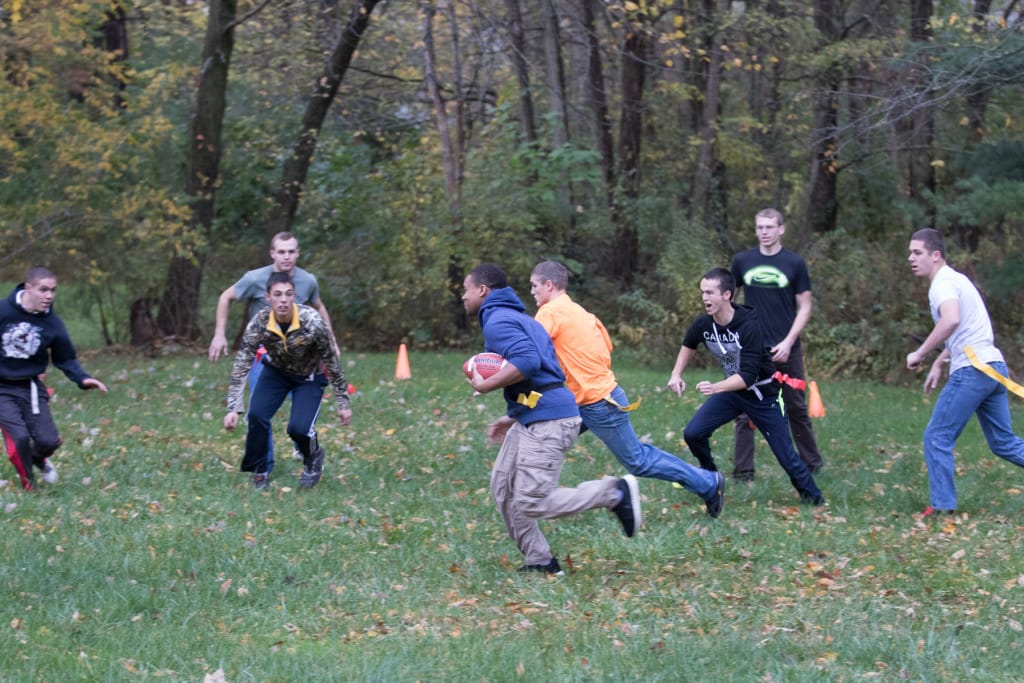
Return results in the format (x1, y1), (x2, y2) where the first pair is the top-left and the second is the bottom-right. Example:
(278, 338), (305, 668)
(681, 303), (775, 390)
(0, 285), (91, 386)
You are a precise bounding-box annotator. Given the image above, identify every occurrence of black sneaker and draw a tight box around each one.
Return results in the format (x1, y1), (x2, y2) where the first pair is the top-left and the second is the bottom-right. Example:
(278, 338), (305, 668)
(704, 471), (725, 519)
(517, 557), (564, 576)
(251, 472), (270, 490)
(733, 470), (755, 482)
(300, 445), (325, 489)
(610, 474), (642, 537)
(800, 492), (825, 505)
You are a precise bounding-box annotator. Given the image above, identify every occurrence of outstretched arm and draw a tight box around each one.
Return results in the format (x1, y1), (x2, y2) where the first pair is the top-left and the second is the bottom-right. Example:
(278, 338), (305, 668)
(82, 377), (107, 393)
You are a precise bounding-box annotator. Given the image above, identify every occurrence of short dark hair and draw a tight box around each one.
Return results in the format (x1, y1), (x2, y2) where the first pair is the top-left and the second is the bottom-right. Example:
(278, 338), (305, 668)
(467, 263), (507, 290)
(702, 267), (735, 298)
(266, 271), (294, 292)
(911, 228), (945, 259)
(531, 261), (569, 290)
(25, 266), (56, 285)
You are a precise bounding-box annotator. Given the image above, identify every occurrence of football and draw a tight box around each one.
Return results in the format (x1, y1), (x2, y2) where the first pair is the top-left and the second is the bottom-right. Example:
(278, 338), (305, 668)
(463, 352), (507, 380)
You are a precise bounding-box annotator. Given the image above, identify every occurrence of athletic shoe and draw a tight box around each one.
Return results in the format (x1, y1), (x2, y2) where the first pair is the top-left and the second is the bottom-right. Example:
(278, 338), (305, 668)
(40, 459), (58, 484)
(610, 474), (642, 537)
(300, 445), (325, 489)
(251, 473), (270, 490)
(517, 557), (564, 576)
(922, 506), (955, 517)
(800, 492), (826, 506)
(704, 471), (725, 519)
(733, 470), (755, 482)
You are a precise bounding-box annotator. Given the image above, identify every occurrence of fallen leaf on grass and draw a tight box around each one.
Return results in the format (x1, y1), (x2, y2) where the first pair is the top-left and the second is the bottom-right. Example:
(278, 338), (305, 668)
(776, 506), (800, 520)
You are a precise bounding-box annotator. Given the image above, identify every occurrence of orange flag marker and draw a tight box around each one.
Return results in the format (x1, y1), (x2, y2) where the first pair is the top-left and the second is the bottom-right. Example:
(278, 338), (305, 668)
(807, 380), (826, 418)
(395, 343), (411, 380)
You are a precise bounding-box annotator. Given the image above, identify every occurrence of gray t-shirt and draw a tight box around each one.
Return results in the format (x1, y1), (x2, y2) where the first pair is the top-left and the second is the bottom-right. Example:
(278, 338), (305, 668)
(233, 265), (321, 321)
(929, 264), (1003, 373)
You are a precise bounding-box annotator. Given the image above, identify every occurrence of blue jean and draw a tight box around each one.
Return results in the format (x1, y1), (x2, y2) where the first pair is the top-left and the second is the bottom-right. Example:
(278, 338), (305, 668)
(683, 385), (822, 502)
(580, 385), (718, 499)
(240, 362), (326, 475)
(923, 362), (1024, 510)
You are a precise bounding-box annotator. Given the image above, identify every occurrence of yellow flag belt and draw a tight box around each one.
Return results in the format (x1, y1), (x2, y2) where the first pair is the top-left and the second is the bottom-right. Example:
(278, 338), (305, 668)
(965, 346), (1024, 400)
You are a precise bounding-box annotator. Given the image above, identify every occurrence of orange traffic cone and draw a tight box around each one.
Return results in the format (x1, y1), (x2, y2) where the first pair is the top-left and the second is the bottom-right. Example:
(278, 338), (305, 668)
(807, 380), (826, 418)
(395, 343), (411, 380)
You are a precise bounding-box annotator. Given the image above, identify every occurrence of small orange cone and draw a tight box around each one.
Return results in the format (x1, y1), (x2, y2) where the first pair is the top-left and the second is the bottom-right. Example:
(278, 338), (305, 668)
(807, 380), (826, 418)
(395, 343), (411, 380)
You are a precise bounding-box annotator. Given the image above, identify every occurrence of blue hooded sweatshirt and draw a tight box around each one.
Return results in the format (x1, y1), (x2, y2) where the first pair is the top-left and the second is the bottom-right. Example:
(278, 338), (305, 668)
(477, 286), (578, 426)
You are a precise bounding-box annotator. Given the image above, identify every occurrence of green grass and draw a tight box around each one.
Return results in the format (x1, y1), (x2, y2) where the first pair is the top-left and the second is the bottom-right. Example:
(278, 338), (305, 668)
(1, 350), (1023, 681)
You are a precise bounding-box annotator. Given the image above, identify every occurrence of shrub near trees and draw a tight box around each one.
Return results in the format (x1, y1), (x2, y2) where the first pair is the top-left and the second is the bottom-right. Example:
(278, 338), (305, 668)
(1, 1), (1022, 378)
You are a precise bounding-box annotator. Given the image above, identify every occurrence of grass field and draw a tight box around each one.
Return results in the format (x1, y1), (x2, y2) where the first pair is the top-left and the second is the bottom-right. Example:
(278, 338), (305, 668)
(1, 349), (1022, 682)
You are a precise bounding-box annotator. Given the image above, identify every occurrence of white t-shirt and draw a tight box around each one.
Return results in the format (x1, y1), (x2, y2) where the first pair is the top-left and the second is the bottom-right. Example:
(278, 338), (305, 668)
(929, 264), (1003, 372)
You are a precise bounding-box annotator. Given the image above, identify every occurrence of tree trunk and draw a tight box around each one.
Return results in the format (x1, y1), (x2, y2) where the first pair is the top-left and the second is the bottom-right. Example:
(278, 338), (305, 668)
(801, 0), (842, 236)
(541, 0), (574, 240)
(504, 0), (538, 145)
(691, 0), (729, 248)
(582, 0), (614, 208)
(156, 0), (237, 338)
(613, 26), (649, 287)
(422, 1), (463, 216)
(902, 0), (936, 208)
(965, 0), (992, 146)
(266, 0), (381, 238)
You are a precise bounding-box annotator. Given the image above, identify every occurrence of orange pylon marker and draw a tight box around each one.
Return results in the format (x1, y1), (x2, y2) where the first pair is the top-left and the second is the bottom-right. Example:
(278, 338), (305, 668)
(395, 343), (411, 380)
(807, 380), (826, 418)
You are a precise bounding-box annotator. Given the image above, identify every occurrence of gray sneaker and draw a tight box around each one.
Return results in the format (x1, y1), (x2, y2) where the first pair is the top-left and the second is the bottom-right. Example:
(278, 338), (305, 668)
(251, 472), (270, 490)
(40, 459), (58, 484)
(300, 445), (325, 489)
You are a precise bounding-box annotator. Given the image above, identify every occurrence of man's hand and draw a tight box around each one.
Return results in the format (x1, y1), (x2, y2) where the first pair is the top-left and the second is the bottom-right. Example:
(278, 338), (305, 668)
(923, 363), (943, 394)
(667, 375), (686, 397)
(224, 412), (239, 431)
(906, 349), (925, 370)
(82, 378), (108, 393)
(770, 339), (794, 363)
(208, 334), (229, 362)
(487, 416), (514, 445)
(337, 408), (352, 426)
(469, 367), (490, 394)
(696, 380), (716, 396)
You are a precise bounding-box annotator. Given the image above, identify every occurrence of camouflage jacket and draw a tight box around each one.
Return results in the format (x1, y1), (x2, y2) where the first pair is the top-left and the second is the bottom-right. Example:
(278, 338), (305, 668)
(226, 303), (349, 414)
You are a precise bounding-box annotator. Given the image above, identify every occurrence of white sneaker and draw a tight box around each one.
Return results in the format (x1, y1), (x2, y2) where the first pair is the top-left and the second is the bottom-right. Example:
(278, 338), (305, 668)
(41, 459), (58, 484)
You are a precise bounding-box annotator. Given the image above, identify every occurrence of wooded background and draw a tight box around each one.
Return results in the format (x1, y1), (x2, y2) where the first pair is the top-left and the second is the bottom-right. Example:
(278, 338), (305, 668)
(2, 0), (1022, 380)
